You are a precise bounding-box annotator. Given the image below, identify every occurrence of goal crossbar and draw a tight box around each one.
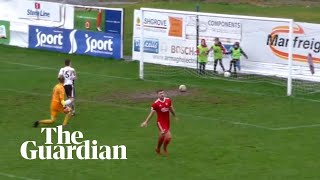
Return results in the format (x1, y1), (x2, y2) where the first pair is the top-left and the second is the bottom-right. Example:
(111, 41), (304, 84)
(140, 8), (293, 22)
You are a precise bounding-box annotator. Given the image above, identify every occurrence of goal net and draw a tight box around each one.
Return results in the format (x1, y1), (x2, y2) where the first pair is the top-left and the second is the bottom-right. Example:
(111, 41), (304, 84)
(132, 8), (320, 97)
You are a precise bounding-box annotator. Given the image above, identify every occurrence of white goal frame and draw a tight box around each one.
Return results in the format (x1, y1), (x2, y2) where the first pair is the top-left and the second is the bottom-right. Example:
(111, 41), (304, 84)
(139, 8), (294, 96)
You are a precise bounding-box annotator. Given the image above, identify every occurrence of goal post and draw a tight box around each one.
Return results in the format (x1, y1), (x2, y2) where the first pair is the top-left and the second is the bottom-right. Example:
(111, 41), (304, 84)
(287, 19), (294, 96)
(139, 9), (145, 80)
(136, 7), (295, 96)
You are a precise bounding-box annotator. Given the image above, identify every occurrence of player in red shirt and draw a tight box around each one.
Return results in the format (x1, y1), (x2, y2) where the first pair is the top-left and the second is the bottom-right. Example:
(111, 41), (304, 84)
(141, 90), (177, 156)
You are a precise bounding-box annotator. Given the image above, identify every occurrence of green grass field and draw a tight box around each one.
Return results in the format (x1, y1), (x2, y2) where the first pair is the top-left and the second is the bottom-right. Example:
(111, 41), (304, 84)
(1, 1), (320, 180)
(1, 44), (320, 179)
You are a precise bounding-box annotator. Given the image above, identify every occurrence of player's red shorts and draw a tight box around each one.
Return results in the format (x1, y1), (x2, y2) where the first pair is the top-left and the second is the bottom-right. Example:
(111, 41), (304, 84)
(157, 121), (170, 134)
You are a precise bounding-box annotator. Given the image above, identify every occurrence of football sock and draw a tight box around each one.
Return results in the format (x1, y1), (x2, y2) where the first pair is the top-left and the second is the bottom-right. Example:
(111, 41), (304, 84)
(163, 137), (171, 152)
(229, 61), (233, 72)
(39, 120), (54, 124)
(63, 113), (72, 126)
(157, 135), (165, 150)
(39, 116), (56, 124)
(96, 10), (102, 29)
(214, 61), (218, 71)
(72, 103), (75, 113)
(219, 60), (225, 71)
(69, 101), (75, 112)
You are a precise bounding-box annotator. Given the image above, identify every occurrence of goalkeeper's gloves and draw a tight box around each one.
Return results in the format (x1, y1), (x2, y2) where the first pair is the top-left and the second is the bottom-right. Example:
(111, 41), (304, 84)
(61, 100), (66, 107)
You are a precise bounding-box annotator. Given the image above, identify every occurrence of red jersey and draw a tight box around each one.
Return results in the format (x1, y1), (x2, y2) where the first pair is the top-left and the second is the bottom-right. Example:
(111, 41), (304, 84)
(151, 98), (172, 133)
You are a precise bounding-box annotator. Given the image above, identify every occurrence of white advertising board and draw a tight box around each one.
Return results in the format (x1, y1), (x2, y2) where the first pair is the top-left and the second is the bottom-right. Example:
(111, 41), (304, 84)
(17, 0), (62, 22)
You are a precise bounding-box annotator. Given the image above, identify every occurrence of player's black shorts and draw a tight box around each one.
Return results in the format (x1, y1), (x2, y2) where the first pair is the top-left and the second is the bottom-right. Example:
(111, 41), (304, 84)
(64, 85), (75, 98)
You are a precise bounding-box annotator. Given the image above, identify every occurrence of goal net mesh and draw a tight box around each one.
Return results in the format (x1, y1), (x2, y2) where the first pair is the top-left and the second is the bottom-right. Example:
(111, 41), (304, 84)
(133, 9), (320, 97)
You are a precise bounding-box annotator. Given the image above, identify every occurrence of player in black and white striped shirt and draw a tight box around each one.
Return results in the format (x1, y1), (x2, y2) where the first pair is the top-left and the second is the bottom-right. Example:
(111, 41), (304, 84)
(58, 59), (77, 116)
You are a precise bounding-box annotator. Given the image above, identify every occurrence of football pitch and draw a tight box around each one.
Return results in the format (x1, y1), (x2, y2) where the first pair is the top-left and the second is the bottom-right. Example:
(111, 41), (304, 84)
(2, 1), (320, 179)
(1, 45), (320, 180)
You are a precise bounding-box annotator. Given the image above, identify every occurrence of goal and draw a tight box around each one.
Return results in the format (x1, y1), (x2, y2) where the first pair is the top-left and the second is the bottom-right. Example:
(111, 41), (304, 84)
(132, 7), (320, 96)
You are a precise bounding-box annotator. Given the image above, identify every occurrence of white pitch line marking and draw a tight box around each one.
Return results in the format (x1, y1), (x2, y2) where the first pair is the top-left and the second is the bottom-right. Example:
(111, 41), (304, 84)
(0, 172), (40, 180)
(271, 124), (320, 130)
(0, 61), (135, 80)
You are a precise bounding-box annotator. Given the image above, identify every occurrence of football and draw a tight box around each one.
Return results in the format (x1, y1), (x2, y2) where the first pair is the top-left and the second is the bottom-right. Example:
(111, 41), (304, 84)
(224, 71), (231, 77)
(179, 85), (187, 92)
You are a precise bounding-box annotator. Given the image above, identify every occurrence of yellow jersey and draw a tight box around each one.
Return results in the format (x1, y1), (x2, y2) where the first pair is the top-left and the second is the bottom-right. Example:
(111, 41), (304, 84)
(51, 83), (65, 105)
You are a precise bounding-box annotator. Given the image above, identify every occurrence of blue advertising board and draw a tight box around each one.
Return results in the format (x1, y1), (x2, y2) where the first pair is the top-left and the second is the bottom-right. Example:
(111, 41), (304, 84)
(134, 38), (159, 54)
(72, 30), (122, 59)
(29, 26), (122, 59)
(28, 26), (71, 53)
(105, 9), (122, 35)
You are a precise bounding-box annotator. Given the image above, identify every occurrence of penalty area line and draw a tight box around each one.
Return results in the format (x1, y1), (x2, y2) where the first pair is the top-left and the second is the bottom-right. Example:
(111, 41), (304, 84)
(0, 68), (44, 72)
(0, 61), (135, 80)
(0, 172), (40, 180)
(231, 122), (273, 130)
(271, 124), (320, 131)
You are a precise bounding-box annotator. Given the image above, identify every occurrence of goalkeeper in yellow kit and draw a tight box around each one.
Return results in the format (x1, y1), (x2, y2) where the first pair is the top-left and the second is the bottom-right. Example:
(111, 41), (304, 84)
(33, 75), (73, 127)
